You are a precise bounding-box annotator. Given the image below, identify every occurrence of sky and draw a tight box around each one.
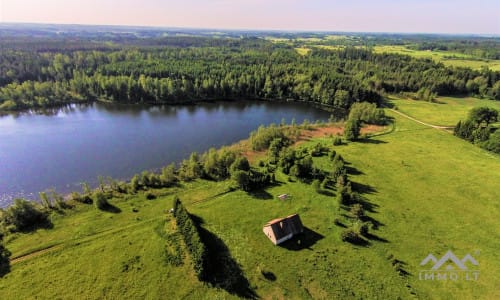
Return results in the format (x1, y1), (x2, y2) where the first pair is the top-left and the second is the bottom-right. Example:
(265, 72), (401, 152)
(0, 0), (499, 34)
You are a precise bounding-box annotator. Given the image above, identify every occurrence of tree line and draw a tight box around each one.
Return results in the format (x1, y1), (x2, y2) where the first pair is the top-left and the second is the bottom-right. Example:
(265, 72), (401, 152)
(1, 37), (499, 113)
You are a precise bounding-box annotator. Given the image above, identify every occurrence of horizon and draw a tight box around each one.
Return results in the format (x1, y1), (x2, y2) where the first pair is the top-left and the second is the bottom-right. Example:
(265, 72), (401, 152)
(1, 22), (499, 37)
(0, 0), (499, 35)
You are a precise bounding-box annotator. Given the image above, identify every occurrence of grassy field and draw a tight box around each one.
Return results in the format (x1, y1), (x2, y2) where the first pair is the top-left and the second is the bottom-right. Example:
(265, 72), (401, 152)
(1, 104), (499, 299)
(388, 95), (500, 126)
(373, 45), (500, 71)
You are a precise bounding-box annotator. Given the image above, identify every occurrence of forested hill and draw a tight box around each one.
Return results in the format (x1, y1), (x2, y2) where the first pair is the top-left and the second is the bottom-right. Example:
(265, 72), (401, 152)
(1, 34), (499, 113)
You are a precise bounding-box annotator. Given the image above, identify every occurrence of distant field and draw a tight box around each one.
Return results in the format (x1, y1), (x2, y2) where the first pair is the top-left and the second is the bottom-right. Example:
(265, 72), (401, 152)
(389, 95), (500, 126)
(294, 47), (311, 56)
(373, 45), (500, 71)
(1, 109), (499, 299)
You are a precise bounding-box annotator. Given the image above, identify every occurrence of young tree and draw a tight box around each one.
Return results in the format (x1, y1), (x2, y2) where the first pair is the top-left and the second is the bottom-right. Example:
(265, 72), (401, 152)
(344, 119), (360, 141)
(231, 170), (250, 191)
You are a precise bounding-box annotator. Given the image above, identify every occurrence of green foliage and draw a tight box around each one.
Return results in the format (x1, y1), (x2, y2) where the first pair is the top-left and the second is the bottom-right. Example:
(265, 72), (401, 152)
(468, 107), (498, 127)
(203, 148), (237, 181)
(172, 199), (206, 280)
(231, 170), (251, 192)
(344, 119), (360, 141)
(455, 107), (499, 151)
(348, 102), (386, 125)
(94, 192), (109, 210)
(178, 152), (204, 181)
(230, 156), (250, 173)
(160, 163), (178, 186)
(0, 199), (49, 233)
(333, 136), (343, 146)
(267, 138), (288, 164)
(250, 124), (288, 151)
(480, 130), (500, 153)
(0, 240), (10, 277)
(415, 87), (437, 102)
(277, 148), (297, 174)
(341, 228), (364, 244)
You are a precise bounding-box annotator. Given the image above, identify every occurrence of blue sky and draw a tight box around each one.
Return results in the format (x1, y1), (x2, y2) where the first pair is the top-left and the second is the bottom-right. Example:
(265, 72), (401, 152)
(1, 0), (499, 34)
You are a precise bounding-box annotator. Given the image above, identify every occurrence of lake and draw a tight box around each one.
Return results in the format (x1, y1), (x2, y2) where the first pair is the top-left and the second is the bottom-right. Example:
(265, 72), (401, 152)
(0, 100), (331, 207)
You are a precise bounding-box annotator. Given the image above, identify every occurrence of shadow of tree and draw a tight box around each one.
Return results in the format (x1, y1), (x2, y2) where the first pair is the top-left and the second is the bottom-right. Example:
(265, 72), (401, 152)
(350, 181), (376, 195)
(389, 257), (411, 276)
(18, 217), (54, 233)
(100, 203), (122, 213)
(191, 214), (258, 299)
(248, 189), (273, 200)
(261, 270), (276, 281)
(357, 138), (388, 144)
(278, 227), (324, 251)
(345, 166), (364, 175)
(363, 232), (389, 243)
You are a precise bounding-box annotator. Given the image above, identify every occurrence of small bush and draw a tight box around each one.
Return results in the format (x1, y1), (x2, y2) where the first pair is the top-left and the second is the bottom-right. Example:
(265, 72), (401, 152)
(359, 222), (370, 236)
(0, 199), (49, 232)
(341, 229), (364, 244)
(350, 203), (365, 219)
(333, 136), (342, 146)
(0, 241), (11, 276)
(94, 192), (109, 210)
(145, 192), (156, 200)
(334, 218), (343, 226)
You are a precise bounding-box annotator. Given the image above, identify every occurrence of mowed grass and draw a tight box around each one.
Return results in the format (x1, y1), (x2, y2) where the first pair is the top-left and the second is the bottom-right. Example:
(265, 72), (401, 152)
(389, 95), (500, 126)
(1, 110), (499, 299)
(373, 45), (500, 71)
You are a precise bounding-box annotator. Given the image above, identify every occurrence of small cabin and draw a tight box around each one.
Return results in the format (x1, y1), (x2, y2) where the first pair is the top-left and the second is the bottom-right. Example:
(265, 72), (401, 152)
(263, 214), (304, 245)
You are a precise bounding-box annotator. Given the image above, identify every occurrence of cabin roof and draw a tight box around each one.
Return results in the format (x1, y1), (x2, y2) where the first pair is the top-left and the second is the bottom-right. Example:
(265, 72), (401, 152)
(263, 214), (304, 243)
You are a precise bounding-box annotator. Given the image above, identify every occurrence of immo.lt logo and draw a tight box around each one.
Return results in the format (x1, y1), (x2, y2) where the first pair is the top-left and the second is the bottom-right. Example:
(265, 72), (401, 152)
(419, 250), (479, 281)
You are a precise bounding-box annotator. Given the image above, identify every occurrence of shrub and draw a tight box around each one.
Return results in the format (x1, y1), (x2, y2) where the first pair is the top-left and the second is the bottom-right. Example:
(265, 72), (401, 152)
(71, 192), (92, 204)
(344, 119), (360, 141)
(172, 198), (206, 280)
(145, 192), (156, 200)
(341, 228), (364, 244)
(250, 124), (288, 151)
(350, 204), (365, 219)
(359, 222), (370, 236)
(333, 136), (342, 146)
(0, 241), (11, 276)
(0, 199), (49, 232)
(94, 192), (109, 210)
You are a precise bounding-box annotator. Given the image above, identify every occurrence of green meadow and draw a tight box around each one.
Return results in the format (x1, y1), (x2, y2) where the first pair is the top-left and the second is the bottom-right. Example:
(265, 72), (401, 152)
(389, 96), (500, 126)
(1, 103), (499, 299)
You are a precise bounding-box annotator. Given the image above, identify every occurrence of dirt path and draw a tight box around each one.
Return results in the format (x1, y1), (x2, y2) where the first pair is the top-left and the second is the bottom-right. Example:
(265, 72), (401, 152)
(388, 109), (455, 130)
(10, 244), (64, 265)
(9, 217), (161, 265)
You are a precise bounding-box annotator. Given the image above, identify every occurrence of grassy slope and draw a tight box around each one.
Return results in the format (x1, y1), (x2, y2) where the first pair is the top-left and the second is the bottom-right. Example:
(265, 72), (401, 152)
(373, 45), (500, 71)
(389, 95), (500, 127)
(1, 105), (499, 299)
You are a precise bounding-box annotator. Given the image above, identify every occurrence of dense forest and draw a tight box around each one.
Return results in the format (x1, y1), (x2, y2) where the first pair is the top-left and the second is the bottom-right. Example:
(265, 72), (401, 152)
(1, 34), (499, 113)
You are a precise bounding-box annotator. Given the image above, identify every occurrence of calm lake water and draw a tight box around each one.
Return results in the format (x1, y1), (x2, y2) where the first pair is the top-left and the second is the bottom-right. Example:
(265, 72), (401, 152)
(0, 100), (330, 207)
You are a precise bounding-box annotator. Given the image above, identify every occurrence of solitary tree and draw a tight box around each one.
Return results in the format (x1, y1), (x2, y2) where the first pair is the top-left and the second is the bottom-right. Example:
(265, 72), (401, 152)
(344, 119), (360, 141)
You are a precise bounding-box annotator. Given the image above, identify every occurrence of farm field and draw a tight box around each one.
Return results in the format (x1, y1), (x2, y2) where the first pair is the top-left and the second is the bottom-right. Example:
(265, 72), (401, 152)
(373, 45), (500, 71)
(1, 108), (499, 299)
